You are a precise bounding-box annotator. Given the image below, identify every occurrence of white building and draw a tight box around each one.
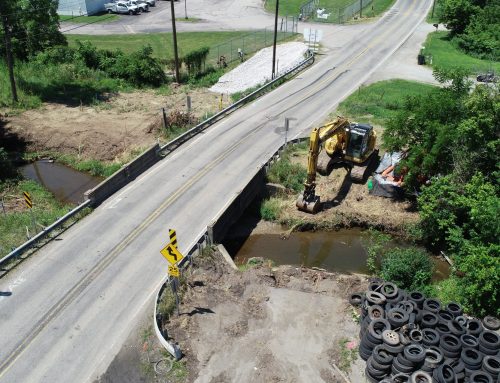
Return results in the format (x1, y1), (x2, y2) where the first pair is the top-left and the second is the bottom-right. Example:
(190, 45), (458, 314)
(57, 0), (106, 16)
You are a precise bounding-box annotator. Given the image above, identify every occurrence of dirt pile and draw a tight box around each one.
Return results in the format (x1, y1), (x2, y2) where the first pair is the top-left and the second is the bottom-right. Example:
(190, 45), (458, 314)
(165, 251), (368, 383)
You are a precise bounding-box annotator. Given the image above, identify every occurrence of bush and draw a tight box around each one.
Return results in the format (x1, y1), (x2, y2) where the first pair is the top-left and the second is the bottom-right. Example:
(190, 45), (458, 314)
(454, 244), (500, 317)
(418, 173), (499, 251)
(380, 247), (433, 291)
(260, 198), (282, 221)
(34, 42), (167, 87)
(267, 148), (307, 192)
(182, 46), (209, 76)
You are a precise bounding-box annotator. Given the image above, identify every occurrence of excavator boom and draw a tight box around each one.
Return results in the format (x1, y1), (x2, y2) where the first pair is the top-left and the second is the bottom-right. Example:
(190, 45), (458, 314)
(296, 117), (377, 214)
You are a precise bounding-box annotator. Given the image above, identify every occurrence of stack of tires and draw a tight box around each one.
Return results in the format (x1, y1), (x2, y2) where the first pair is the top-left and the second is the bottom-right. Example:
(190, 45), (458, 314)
(350, 279), (500, 383)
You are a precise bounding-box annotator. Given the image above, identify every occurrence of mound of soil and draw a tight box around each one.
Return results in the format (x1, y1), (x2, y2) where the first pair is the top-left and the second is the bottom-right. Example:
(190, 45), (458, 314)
(164, 251), (368, 383)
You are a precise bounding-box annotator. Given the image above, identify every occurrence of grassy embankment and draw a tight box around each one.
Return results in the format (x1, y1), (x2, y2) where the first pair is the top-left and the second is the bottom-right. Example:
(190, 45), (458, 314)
(0, 30), (295, 109)
(59, 14), (120, 23)
(265, 0), (396, 20)
(423, 31), (500, 73)
(0, 180), (80, 256)
(337, 79), (437, 126)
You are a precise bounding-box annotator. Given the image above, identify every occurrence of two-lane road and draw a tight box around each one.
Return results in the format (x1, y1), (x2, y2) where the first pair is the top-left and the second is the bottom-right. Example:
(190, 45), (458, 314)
(0, 0), (431, 381)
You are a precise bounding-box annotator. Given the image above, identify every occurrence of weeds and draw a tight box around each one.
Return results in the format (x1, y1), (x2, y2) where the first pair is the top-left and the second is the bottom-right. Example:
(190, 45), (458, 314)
(0, 180), (72, 255)
(364, 228), (391, 274)
(157, 287), (177, 320)
(260, 197), (283, 221)
(267, 146), (307, 192)
(338, 338), (358, 372)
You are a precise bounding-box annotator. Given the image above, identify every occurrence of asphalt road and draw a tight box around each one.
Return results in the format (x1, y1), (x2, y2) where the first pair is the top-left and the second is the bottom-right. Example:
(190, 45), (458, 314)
(0, 0), (431, 381)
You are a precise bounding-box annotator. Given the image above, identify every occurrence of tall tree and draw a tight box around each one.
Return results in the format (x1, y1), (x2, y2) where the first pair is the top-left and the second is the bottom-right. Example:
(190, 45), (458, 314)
(0, 0), (66, 60)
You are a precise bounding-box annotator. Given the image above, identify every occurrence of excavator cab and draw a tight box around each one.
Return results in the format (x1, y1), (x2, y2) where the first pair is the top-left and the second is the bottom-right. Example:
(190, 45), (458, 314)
(345, 124), (374, 161)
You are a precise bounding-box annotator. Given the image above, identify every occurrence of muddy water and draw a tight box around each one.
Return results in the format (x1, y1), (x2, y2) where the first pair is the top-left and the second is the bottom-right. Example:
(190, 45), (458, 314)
(20, 160), (102, 204)
(230, 228), (450, 280)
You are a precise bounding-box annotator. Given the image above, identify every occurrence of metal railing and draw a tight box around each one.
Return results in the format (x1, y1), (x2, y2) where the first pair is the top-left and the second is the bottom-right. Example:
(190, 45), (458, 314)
(154, 136), (308, 359)
(0, 53), (315, 270)
(207, 17), (298, 67)
(299, 0), (374, 23)
(159, 53), (315, 156)
(0, 200), (91, 269)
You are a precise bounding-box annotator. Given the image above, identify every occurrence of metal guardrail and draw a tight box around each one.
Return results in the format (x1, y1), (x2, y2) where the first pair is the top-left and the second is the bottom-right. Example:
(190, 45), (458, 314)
(0, 200), (91, 268)
(154, 137), (308, 359)
(0, 53), (315, 271)
(159, 53), (315, 156)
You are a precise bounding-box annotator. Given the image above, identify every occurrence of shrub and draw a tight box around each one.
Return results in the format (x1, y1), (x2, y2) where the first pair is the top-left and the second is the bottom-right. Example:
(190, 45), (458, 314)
(267, 149), (307, 192)
(380, 247), (433, 291)
(418, 173), (499, 251)
(182, 47), (209, 76)
(260, 198), (282, 221)
(454, 244), (500, 317)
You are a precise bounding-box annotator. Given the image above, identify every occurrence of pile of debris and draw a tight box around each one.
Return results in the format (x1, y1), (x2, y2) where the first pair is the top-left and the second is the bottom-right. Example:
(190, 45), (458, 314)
(349, 279), (500, 382)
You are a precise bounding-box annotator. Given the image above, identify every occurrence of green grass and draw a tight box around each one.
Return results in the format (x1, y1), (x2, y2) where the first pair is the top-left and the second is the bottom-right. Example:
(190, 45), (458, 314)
(67, 31), (265, 60)
(0, 59), (129, 110)
(59, 14), (120, 23)
(265, 0), (396, 21)
(23, 149), (146, 178)
(424, 31), (500, 74)
(337, 79), (437, 126)
(0, 180), (74, 255)
(260, 197), (284, 221)
(267, 146), (307, 192)
(176, 17), (201, 22)
(265, 0), (353, 16)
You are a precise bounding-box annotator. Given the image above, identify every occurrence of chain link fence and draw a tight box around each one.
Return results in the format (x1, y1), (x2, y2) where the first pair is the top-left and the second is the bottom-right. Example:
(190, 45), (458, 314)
(207, 16), (298, 67)
(299, 0), (373, 23)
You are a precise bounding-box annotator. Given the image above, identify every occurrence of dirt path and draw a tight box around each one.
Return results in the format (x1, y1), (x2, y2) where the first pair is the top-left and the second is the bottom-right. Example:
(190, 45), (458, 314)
(2, 88), (221, 161)
(163, 251), (368, 383)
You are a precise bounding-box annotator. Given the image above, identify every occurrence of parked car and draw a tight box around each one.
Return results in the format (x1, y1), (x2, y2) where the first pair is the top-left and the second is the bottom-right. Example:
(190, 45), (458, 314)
(104, 1), (139, 14)
(127, 0), (149, 12)
(476, 71), (498, 83)
(142, 0), (156, 6)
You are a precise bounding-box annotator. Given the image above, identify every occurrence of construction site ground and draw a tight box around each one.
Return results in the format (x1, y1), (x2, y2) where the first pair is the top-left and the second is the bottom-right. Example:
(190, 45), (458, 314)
(275, 148), (420, 235)
(1, 88), (221, 162)
(97, 251), (369, 383)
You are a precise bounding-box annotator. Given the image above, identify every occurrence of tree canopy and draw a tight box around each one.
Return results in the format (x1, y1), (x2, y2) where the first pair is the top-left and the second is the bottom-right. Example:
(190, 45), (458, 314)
(439, 0), (500, 60)
(0, 0), (66, 60)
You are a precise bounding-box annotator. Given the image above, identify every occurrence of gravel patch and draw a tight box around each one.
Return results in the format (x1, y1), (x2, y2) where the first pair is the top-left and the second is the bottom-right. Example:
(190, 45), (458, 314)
(210, 42), (309, 95)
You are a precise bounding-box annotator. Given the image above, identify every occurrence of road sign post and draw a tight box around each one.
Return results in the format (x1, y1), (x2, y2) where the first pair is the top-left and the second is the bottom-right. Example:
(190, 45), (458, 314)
(160, 230), (184, 316)
(23, 191), (36, 236)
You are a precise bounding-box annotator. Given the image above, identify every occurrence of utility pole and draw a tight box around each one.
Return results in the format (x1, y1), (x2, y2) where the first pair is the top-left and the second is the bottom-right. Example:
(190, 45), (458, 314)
(184, 0), (188, 19)
(272, 0), (279, 79)
(1, 15), (18, 103)
(170, 0), (180, 83)
(431, 0), (436, 18)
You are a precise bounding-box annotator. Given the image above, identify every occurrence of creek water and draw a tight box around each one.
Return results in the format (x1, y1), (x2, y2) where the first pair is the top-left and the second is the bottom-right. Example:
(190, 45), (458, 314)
(228, 228), (450, 281)
(20, 160), (102, 204)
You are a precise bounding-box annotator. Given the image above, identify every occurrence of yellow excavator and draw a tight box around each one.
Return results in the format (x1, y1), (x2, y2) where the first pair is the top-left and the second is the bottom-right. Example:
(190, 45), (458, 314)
(296, 117), (378, 213)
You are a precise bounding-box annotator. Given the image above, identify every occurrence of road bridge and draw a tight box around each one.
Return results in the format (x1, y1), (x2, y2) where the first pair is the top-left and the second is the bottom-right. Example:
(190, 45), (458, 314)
(0, 0), (431, 381)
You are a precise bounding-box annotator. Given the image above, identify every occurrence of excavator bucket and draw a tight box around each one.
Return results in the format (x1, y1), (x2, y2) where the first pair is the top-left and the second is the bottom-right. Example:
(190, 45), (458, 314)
(296, 194), (321, 214)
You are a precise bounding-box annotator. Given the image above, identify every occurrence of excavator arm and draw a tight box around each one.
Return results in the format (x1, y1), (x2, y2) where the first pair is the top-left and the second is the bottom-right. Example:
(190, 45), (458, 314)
(296, 117), (350, 213)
